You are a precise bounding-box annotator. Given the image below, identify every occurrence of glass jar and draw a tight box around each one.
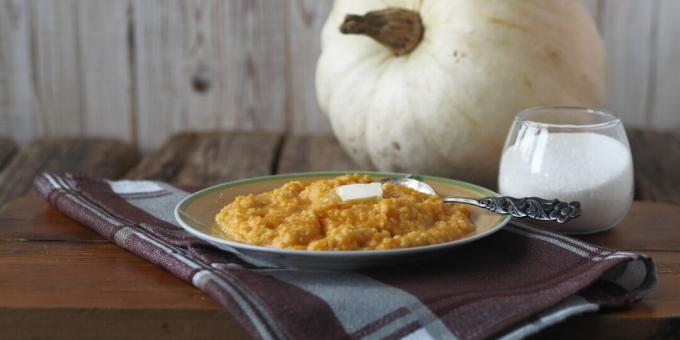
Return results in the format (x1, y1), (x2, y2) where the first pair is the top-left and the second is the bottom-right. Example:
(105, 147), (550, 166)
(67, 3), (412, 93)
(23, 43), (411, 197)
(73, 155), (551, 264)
(498, 106), (633, 234)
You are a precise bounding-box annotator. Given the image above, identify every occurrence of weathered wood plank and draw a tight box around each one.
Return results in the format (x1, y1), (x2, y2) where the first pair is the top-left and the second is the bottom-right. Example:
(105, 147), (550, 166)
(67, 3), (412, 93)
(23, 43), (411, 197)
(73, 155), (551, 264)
(77, 0), (133, 142)
(2, 309), (243, 340)
(7, 191), (680, 255)
(127, 129), (680, 207)
(132, 0), (287, 151)
(600, 0), (657, 127)
(628, 129), (680, 205)
(277, 135), (358, 173)
(216, 1), (288, 133)
(3, 0), (680, 148)
(0, 241), (219, 309)
(0, 138), (138, 207)
(0, 196), (678, 340)
(0, 0), (37, 142)
(127, 131), (280, 185)
(286, 0), (333, 135)
(1, 0), (133, 144)
(174, 131), (280, 185)
(650, 0), (680, 130)
(29, 0), (82, 136)
(0, 195), (104, 241)
(0, 242), (246, 339)
(578, 201), (680, 251)
(125, 133), (201, 182)
(0, 195), (246, 339)
(0, 138), (16, 172)
(129, 0), (184, 151)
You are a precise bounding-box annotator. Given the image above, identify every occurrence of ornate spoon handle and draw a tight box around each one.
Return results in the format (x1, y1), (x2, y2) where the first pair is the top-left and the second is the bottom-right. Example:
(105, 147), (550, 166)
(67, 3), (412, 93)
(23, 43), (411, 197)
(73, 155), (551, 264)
(443, 196), (581, 223)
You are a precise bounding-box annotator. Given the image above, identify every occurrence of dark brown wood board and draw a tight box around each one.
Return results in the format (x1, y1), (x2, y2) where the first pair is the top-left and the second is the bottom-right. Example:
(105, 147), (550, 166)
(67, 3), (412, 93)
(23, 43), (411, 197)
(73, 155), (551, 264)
(0, 138), (137, 207)
(628, 129), (680, 205)
(0, 137), (16, 172)
(126, 129), (680, 205)
(1, 196), (679, 339)
(126, 131), (282, 185)
(124, 133), (201, 183)
(277, 135), (358, 173)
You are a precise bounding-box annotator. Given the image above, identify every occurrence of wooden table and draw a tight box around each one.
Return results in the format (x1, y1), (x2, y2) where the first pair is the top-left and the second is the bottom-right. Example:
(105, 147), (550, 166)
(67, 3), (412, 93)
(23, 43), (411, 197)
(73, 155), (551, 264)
(1, 130), (679, 339)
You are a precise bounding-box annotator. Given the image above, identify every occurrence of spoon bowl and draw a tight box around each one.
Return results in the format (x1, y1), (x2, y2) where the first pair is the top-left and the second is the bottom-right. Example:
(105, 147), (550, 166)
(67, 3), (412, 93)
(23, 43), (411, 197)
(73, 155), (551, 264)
(380, 177), (437, 195)
(382, 177), (581, 224)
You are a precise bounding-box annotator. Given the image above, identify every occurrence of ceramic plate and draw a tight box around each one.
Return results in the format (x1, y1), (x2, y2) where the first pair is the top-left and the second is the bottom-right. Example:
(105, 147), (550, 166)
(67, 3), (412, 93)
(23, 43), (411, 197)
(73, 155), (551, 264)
(174, 172), (510, 270)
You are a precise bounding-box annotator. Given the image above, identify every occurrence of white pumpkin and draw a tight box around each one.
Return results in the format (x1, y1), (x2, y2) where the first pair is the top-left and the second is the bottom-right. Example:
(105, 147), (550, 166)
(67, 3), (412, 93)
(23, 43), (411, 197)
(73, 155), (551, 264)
(316, 0), (606, 187)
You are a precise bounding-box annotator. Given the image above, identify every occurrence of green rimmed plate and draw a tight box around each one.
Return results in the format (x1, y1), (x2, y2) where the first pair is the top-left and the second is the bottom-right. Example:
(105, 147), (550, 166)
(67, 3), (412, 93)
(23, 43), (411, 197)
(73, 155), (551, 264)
(174, 171), (510, 270)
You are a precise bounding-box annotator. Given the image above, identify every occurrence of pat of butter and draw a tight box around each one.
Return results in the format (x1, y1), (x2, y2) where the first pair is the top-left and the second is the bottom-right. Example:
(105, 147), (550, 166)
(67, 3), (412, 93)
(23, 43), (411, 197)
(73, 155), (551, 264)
(336, 183), (383, 202)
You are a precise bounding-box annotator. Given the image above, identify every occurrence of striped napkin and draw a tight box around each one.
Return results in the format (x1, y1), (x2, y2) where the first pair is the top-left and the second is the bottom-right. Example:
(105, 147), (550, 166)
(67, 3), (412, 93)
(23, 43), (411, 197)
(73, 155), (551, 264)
(34, 173), (656, 340)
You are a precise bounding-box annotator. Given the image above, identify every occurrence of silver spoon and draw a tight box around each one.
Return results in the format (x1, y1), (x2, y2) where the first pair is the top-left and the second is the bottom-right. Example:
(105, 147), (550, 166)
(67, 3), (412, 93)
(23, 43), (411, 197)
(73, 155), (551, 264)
(381, 177), (581, 223)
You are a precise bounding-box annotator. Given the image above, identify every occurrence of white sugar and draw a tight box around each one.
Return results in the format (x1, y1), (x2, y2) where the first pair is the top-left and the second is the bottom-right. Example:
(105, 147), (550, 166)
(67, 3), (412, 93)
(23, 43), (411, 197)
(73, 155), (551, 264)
(499, 132), (633, 233)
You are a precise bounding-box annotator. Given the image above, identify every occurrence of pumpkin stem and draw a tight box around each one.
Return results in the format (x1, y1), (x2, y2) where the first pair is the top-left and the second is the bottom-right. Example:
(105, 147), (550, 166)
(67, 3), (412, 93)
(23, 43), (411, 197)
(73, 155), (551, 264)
(340, 8), (423, 56)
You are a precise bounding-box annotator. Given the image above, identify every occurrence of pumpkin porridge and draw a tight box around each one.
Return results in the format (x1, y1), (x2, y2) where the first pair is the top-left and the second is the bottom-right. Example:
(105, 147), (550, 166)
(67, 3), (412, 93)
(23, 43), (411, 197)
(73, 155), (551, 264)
(213, 174), (475, 251)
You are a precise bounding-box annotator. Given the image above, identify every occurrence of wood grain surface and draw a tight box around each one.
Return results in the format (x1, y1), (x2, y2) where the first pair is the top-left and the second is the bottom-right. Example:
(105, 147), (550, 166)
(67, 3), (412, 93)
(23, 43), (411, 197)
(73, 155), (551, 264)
(0, 128), (676, 209)
(173, 131), (280, 185)
(29, 0), (83, 137)
(5, 309), (245, 340)
(600, 0), (657, 126)
(125, 133), (201, 182)
(77, 0), (134, 142)
(286, 0), (333, 134)
(1, 129), (676, 209)
(0, 196), (678, 339)
(0, 0), (34, 141)
(651, 0), (680, 130)
(628, 129), (680, 204)
(579, 201), (680, 251)
(126, 131), (281, 185)
(126, 129), (680, 204)
(131, 0), (290, 151)
(0, 138), (16, 172)
(2, 1), (680, 149)
(0, 138), (138, 207)
(277, 135), (357, 173)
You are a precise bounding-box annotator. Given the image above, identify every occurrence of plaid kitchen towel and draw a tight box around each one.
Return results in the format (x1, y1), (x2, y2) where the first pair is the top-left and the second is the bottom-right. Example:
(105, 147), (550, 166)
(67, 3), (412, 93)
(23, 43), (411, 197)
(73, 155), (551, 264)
(34, 173), (656, 340)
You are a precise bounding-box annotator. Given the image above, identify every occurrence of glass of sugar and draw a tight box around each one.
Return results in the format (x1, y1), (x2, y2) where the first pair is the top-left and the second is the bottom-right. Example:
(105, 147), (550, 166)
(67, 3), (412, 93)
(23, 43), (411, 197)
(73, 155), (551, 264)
(498, 106), (633, 234)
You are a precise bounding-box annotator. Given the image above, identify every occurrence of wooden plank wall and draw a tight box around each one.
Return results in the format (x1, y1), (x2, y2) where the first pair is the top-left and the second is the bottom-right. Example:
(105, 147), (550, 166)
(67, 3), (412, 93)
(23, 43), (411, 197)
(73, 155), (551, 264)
(0, 0), (678, 150)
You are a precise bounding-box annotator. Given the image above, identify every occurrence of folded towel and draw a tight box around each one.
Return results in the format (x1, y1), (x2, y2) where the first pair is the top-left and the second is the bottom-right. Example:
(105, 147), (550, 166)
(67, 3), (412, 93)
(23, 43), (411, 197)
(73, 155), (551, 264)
(34, 173), (656, 340)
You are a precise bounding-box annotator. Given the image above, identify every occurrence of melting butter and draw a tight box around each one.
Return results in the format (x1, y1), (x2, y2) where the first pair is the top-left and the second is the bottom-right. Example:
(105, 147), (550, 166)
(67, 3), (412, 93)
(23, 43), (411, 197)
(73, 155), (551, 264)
(335, 182), (383, 202)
